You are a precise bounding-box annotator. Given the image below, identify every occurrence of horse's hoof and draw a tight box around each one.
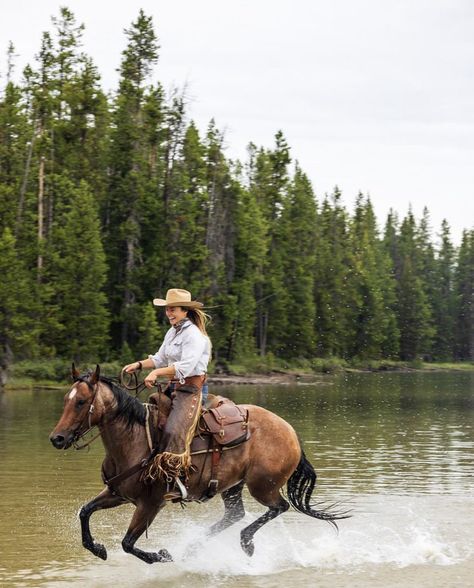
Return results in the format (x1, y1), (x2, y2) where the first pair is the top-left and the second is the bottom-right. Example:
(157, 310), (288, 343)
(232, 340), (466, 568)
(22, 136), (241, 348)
(240, 538), (254, 557)
(94, 543), (107, 560)
(158, 548), (173, 562)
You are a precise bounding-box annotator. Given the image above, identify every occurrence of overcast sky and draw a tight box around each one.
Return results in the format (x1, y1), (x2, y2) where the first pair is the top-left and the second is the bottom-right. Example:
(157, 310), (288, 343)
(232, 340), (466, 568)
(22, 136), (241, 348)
(2, 0), (473, 244)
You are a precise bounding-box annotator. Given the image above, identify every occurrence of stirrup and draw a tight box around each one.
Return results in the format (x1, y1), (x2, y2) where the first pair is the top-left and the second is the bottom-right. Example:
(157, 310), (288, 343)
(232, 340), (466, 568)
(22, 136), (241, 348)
(164, 476), (188, 501)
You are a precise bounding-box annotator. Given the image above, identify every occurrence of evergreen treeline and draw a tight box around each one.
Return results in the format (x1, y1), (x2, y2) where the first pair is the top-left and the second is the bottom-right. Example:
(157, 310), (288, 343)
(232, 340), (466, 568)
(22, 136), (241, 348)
(0, 9), (473, 372)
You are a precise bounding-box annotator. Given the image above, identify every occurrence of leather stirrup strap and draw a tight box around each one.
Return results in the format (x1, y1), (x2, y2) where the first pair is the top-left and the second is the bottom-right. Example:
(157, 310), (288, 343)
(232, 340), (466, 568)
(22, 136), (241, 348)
(207, 440), (222, 498)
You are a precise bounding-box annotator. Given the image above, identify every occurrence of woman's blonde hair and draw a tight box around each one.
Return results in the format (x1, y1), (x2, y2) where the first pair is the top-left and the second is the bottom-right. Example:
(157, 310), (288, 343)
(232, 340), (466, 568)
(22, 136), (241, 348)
(185, 308), (212, 339)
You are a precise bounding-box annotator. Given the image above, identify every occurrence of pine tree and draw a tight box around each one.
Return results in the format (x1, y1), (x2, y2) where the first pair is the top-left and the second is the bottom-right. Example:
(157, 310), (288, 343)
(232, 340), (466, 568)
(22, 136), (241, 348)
(24, 31), (56, 275)
(44, 179), (109, 360)
(105, 10), (160, 352)
(277, 165), (317, 357)
(454, 230), (474, 360)
(416, 207), (437, 358)
(56, 57), (109, 194)
(0, 73), (30, 234)
(382, 210), (403, 358)
(432, 220), (456, 360)
(164, 121), (210, 293)
(204, 122), (239, 361)
(348, 195), (399, 358)
(0, 228), (39, 381)
(313, 188), (352, 357)
(396, 210), (434, 360)
(249, 131), (291, 356)
(229, 179), (267, 359)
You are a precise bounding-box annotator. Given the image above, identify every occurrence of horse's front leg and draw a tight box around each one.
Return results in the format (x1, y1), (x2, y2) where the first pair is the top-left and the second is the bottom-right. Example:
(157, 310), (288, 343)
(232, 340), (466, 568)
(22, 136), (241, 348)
(79, 487), (126, 560)
(122, 501), (172, 564)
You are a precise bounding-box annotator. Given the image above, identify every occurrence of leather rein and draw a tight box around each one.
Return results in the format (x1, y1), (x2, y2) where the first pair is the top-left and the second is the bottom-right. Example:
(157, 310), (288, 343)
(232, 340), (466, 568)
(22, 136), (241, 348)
(119, 368), (149, 397)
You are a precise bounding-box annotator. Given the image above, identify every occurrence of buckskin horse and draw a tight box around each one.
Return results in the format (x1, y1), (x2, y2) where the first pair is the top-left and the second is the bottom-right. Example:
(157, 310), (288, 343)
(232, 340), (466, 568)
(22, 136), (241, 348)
(49, 365), (348, 564)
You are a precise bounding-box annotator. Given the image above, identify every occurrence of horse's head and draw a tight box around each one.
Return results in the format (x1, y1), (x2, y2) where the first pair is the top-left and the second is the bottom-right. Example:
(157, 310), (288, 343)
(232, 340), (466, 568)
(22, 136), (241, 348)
(49, 363), (102, 449)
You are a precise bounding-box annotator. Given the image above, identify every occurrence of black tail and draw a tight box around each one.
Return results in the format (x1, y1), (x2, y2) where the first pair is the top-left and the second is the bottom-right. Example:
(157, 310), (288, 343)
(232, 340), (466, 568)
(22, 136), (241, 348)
(286, 450), (351, 530)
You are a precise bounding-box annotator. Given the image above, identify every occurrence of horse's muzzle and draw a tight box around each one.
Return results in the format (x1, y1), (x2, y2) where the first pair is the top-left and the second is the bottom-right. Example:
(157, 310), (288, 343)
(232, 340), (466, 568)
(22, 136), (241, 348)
(50, 433), (72, 449)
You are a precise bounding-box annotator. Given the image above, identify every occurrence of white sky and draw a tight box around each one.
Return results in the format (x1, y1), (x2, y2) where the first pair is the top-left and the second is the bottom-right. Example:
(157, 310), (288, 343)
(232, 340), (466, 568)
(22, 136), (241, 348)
(2, 0), (473, 244)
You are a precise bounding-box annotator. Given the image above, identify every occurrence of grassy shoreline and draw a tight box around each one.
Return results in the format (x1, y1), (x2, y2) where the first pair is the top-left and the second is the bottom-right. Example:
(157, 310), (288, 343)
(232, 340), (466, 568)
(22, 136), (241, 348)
(3, 357), (473, 390)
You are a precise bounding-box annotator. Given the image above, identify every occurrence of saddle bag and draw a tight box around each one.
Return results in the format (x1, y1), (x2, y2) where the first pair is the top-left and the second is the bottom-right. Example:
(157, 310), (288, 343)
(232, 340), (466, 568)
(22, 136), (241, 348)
(200, 398), (250, 447)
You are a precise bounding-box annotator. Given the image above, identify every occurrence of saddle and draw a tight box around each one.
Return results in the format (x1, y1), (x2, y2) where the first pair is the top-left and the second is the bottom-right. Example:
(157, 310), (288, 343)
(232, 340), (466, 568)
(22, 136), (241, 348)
(147, 393), (250, 451)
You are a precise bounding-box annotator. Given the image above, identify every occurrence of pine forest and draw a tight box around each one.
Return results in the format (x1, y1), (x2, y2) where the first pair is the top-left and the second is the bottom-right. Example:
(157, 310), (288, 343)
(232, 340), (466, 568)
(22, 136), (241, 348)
(1, 9), (473, 377)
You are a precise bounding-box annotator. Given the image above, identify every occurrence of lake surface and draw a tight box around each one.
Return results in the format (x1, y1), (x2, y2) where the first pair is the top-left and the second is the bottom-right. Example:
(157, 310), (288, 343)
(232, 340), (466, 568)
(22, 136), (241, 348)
(0, 371), (473, 587)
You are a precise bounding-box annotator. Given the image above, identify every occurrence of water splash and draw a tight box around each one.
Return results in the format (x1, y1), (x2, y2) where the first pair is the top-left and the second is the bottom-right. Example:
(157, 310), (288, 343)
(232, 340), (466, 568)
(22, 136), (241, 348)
(29, 495), (472, 588)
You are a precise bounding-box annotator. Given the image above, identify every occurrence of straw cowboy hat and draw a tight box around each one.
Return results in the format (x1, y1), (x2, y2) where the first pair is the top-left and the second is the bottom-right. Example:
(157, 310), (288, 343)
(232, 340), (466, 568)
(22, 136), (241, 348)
(153, 288), (204, 308)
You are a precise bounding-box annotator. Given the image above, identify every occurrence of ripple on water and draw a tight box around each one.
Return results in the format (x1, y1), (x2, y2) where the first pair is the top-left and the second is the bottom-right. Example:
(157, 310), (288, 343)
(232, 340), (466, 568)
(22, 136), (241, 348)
(1, 373), (473, 587)
(7, 494), (472, 588)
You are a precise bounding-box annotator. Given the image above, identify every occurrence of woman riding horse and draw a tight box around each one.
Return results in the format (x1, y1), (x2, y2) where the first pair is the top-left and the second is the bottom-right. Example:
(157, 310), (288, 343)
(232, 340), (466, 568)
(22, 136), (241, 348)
(50, 366), (348, 563)
(123, 288), (211, 498)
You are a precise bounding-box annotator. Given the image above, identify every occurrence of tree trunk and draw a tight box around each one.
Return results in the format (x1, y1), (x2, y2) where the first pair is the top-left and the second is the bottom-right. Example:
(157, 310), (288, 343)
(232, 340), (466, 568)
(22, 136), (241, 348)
(15, 129), (36, 238)
(121, 212), (138, 346)
(0, 341), (13, 390)
(37, 155), (45, 277)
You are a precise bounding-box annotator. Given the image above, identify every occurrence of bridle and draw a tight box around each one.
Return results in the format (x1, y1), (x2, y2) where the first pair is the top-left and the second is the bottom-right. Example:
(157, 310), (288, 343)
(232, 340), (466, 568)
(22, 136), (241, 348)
(71, 376), (102, 450)
(69, 371), (154, 451)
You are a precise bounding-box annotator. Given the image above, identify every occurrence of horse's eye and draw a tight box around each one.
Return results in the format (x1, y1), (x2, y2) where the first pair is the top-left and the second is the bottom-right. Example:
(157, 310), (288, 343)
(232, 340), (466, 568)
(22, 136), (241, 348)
(76, 399), (87, 408)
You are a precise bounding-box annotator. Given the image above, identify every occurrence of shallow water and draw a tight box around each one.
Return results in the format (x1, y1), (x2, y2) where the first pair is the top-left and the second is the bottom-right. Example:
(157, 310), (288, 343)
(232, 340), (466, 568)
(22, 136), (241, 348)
(0, 371), (473, 587)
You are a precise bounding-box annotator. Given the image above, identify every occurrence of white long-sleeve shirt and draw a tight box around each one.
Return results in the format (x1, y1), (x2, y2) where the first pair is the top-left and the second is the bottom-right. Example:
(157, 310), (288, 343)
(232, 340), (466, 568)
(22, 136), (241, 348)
(149, 320), (211, 383)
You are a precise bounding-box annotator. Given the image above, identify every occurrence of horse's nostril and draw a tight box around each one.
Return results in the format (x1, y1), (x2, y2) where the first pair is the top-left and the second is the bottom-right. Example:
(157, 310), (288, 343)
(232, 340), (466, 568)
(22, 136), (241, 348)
(51, 435), (65, 449)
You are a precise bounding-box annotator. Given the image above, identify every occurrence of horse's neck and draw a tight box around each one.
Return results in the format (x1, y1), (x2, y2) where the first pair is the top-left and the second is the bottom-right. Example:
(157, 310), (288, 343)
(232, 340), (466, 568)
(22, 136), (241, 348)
(99, 419), (149, 464)
(98, 392), (149, 466)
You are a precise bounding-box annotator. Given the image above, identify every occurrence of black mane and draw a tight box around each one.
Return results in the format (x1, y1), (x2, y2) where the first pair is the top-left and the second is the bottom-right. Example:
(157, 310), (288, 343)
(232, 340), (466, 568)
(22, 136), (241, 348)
(100, 375), (147, 428)
(80, 371), (147, 428)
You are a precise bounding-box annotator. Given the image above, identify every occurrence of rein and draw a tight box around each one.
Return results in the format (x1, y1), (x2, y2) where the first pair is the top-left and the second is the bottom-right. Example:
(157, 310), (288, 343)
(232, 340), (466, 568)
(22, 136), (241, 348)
(120, 369), (149, 397)
(74, 428), (102, 451)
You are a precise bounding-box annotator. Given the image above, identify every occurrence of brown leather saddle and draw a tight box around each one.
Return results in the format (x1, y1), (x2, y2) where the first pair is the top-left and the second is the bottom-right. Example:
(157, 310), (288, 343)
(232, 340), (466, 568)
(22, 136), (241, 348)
(147, 393), (250, 451)
(141, 393), (250, 500)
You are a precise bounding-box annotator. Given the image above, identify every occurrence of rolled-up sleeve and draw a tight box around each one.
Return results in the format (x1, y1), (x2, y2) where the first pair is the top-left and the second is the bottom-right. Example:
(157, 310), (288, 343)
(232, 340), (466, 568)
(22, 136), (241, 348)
(173, 328), (207, 382)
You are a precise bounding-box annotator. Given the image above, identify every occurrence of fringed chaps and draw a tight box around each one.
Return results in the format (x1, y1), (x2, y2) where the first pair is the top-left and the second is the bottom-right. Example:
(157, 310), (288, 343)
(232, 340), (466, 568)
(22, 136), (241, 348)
(145, 375), (205, 483)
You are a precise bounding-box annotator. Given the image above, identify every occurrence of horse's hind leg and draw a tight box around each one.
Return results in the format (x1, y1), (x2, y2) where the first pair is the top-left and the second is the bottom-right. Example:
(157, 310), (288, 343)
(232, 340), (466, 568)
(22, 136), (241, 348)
(208, 481), (245, 537)
(240, 488), (289, 557)
(122, 501), (172, 564)
(80, 487), (126, 560)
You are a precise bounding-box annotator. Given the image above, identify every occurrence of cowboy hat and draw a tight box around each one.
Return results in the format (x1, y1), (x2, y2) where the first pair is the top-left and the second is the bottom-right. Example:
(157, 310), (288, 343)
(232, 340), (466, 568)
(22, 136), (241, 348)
(153, 288), (203, 308)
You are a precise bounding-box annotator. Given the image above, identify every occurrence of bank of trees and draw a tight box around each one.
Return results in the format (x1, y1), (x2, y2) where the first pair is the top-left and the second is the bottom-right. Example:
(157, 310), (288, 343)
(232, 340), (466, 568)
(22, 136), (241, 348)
(0, 8), (473, 370)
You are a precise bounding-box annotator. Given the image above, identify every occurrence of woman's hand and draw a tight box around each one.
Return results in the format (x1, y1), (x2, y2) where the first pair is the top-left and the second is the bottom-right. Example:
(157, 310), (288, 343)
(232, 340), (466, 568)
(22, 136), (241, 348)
(144, 369), (160, 389)
(123, 361), (142, 374)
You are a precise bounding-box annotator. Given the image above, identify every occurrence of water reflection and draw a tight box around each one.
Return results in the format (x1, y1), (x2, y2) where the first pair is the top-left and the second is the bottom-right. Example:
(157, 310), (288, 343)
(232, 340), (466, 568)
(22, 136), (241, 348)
(0, 371), (473, 585)
(224, 372), (474, 497)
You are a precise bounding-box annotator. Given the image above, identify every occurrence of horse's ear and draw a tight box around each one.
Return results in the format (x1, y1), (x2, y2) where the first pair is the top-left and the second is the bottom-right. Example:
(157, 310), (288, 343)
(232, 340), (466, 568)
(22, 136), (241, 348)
(89, 364), (100, 385)
(71, 362), (80, 381)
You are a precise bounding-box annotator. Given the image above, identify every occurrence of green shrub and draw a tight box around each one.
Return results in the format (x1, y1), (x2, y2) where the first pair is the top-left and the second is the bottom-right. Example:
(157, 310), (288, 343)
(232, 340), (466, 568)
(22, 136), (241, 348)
(310, 357), (346, 373)
(10, 359), (70, 382)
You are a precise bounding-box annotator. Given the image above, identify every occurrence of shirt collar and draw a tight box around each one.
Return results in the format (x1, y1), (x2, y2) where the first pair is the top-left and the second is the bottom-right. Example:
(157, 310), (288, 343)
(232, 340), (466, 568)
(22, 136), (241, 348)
(173, 318), (191, 333)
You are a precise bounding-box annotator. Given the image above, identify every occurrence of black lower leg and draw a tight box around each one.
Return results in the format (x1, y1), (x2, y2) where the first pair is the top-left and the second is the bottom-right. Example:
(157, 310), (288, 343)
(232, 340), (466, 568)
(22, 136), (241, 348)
(80, 489), (125, 560)
(208, 481), (245, 536)
(121, 504), (172, 564)
(122, 532), (173, 564)
(240, 500), (289, 557)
